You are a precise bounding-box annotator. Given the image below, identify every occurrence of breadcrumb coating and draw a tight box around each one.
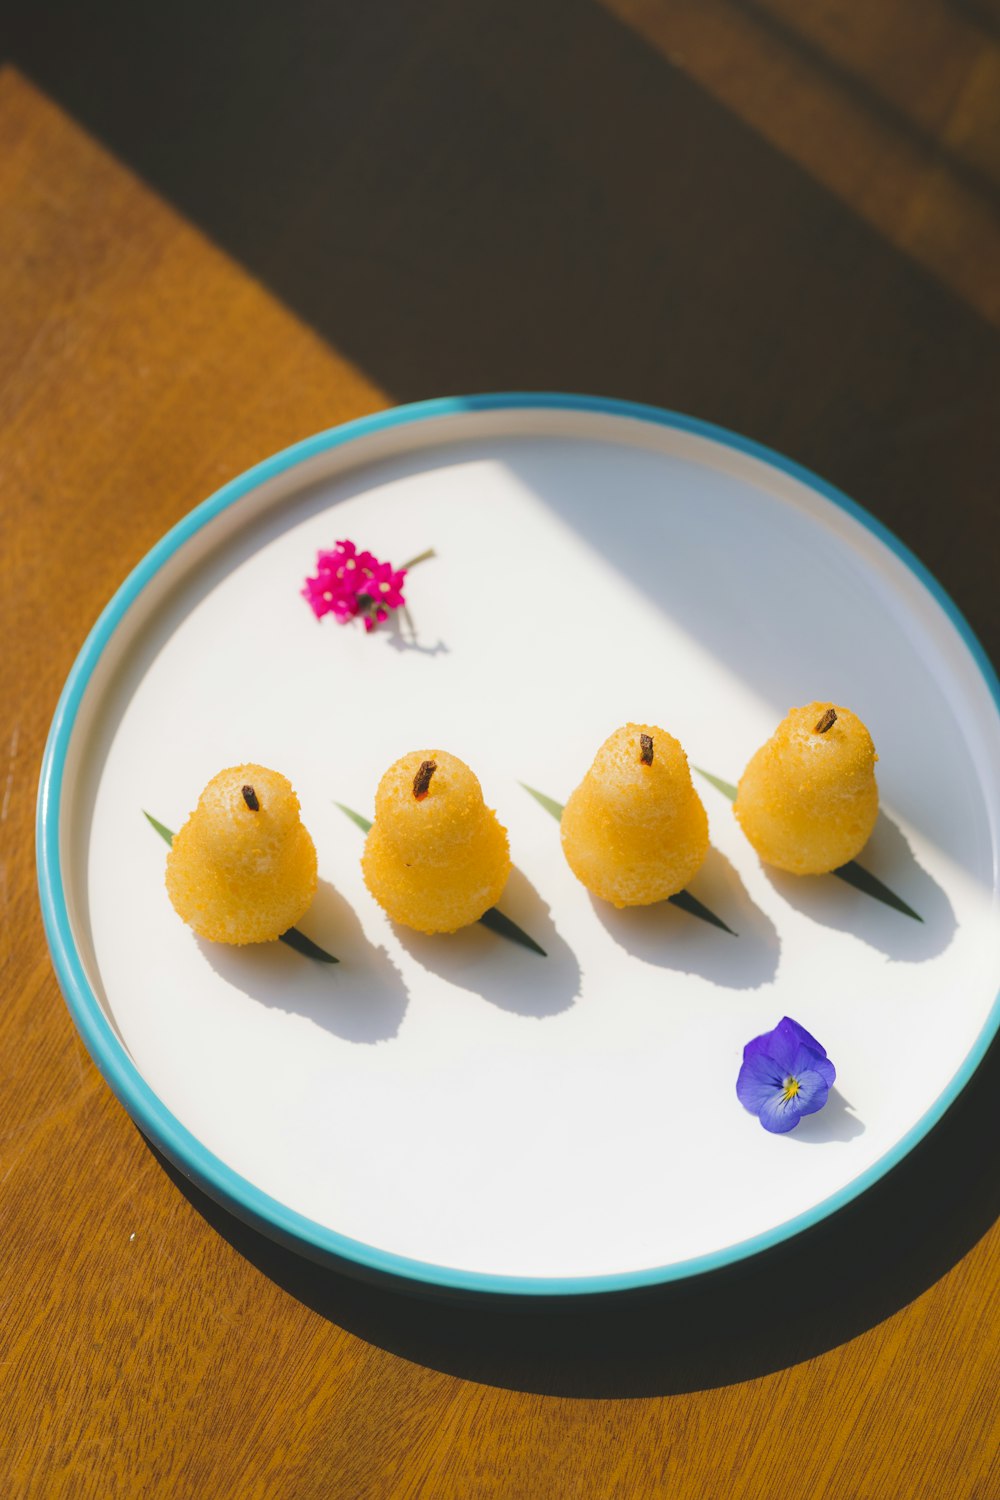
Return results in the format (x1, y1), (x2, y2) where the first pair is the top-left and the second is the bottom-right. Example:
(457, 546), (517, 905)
(166, 764), (317, 943)
(362, 750), (510, 933)
(734, 703), (878, 874)
(561, 723), (709, 907)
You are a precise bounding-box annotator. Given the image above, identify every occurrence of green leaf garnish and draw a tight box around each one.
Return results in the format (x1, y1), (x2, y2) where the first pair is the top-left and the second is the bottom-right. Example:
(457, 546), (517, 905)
(693, 770), (923, 920)
(520, 786), (735, 934)
(477, 905), (547, 956)
(144, 811), (340, 962)
(520, 784), (566, 820)
(336, 802), (546, 955)
(333, 802), (373, 834)
(144, 810), (175, 846)
(693, 767), (738, 801)
(277, 927), (340, 962)
(667, 889), (735, 934)
(832, 860), (923, 921)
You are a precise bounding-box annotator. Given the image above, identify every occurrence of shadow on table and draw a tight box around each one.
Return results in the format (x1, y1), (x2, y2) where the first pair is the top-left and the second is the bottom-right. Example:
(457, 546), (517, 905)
(147, 1027), (999, 1398)
(8, 0), (1000, 659)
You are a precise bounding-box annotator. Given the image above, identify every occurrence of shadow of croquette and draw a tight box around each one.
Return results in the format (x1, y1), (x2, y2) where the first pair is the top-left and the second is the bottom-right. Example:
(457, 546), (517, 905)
(392, 866), (581, 1017)
(199, 878), (409, 1044)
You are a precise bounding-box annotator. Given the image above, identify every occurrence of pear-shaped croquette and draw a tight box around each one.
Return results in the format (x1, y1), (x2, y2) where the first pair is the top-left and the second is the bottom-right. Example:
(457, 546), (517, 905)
(560, 723), (709, 907)
(166, 764), (317, 943)
(734, 704), (878, 874)
(362, 750), (510, 933)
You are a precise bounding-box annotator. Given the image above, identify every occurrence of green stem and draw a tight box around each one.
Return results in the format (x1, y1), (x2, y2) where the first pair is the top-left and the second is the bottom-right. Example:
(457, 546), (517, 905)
(401, 547), (436, 570)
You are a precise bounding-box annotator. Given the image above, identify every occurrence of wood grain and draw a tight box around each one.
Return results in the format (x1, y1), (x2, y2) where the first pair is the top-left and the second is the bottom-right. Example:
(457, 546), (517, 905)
(1, 52), (998, 1500)
(8, 0), (1000, 664)
(606, 0), (1000, 326)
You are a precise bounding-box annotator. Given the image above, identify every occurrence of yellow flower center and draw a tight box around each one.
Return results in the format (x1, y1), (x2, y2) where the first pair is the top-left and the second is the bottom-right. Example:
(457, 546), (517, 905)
(782, 1076), (800, 1101)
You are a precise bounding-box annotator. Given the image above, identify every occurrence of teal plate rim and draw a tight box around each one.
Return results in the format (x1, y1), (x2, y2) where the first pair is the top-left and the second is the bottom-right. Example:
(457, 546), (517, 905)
(35, 392), (1000, 1298)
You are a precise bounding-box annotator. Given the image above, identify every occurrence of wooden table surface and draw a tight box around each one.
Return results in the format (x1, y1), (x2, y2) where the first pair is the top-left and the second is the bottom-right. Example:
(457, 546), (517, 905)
(2, 2), (999, 1493)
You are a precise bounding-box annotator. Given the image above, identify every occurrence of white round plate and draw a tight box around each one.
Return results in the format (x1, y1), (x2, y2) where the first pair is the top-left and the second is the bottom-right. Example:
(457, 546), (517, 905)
(38, 395), (1000, 1295)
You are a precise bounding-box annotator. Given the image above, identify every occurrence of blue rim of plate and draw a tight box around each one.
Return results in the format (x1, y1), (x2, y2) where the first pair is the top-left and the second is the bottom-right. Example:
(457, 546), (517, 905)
(36, 392), (1000, 1297)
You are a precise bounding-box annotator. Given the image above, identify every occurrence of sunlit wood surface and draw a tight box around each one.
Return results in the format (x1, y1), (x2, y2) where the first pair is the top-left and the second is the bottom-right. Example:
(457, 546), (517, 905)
(2, 5), (998, 1489)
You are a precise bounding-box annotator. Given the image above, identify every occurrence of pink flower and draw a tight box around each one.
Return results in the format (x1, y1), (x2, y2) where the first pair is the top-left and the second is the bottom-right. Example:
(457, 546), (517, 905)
(301, 542), (364, 622)
(302, 540), (432, 632)
(360, 560), (407, 612)
(300, 574), (350, 621)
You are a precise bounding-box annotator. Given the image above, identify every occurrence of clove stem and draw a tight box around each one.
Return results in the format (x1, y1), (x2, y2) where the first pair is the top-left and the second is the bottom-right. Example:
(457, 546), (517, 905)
(413, 759), (437, 798)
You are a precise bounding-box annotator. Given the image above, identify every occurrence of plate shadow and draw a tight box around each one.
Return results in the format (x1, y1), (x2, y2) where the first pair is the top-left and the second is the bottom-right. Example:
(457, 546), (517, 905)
(144, 1027), (999, 1398)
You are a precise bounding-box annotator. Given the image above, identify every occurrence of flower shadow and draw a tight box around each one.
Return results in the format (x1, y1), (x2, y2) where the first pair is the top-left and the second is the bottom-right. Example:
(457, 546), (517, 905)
(590, 847), (781, 990)
(787, 1088), (865, 1144)
(392, 867), (581, 1018)
(198, 879), (409, 1044)
(382, 609), (449, 657)
(763, 811), (956, 963)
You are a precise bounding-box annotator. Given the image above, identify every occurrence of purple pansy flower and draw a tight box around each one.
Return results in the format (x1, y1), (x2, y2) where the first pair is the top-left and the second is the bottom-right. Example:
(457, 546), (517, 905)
(736, 1016), (836, 1134)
